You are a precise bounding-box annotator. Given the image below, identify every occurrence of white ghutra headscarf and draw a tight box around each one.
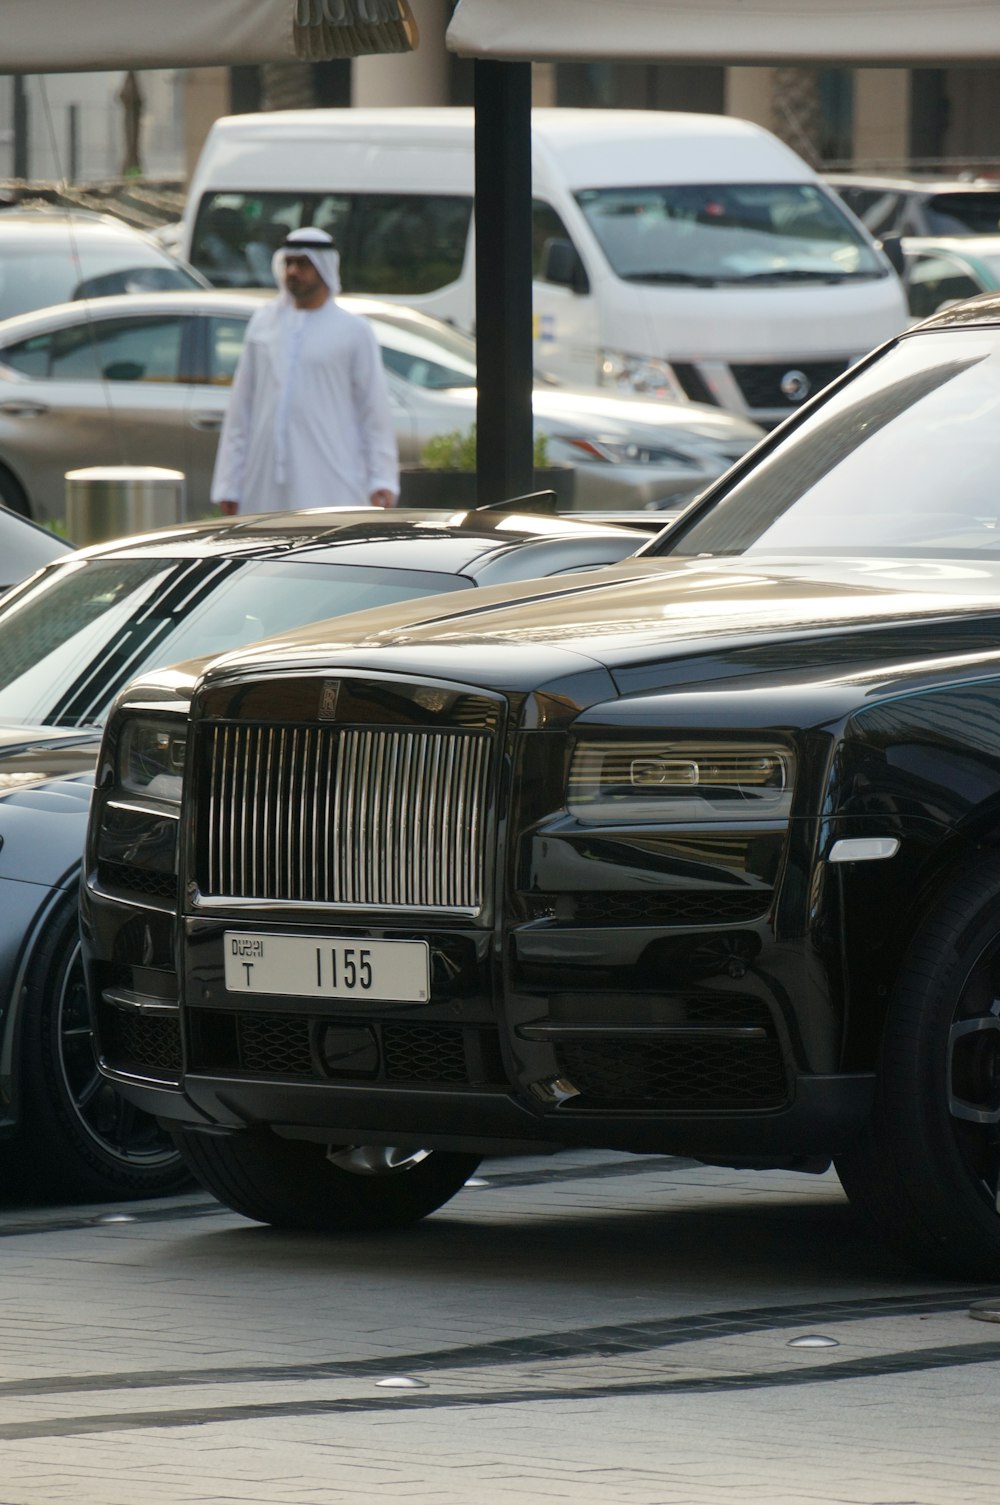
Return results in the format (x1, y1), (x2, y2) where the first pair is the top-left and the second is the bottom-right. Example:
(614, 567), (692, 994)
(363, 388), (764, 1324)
(271, 226), (343, 297)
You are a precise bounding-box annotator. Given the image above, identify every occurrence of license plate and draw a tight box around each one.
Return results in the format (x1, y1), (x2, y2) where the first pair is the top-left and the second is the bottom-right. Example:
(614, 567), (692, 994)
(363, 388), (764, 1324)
(223, 932), (430, 1003)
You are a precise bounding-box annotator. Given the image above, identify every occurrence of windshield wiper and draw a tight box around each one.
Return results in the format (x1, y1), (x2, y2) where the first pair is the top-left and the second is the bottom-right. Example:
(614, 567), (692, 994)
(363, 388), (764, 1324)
(620, 270), (719, 286)
(722, 268), (874, 285)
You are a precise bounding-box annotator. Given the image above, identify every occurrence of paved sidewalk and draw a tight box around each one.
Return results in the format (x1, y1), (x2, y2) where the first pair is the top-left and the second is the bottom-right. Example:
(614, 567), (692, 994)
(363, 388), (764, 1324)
(0, 1153), (996, 1503)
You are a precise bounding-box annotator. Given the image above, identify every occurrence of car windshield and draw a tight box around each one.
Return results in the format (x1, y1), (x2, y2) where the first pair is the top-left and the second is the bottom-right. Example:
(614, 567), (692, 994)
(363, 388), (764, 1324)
(659, 328), (1000, 558)
(575, 182), (884, 285)
(0, 554), (469, 726)
(368, 313), (477, 389)
(0, 242), (200, 320)
(924, 192), (1000, 235)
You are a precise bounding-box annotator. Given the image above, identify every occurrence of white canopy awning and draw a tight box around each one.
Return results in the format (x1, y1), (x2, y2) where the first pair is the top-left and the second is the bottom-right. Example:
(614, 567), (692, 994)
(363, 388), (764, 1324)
(0, 0), (417, 73)
(447, 0), (1000, 65)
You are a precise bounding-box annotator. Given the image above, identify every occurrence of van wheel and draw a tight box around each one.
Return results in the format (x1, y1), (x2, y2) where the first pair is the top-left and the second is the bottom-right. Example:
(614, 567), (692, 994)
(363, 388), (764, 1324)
(836, 857), (1000, 1277)
(172, 1125), (480, 1231)
(18, 896), (191, 1199)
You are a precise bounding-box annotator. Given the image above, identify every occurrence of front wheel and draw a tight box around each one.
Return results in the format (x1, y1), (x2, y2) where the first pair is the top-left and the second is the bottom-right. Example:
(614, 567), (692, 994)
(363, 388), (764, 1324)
(173, 1125), (480, 1231)
(836, 857), (1000, 1278)
(18, 896), (191, 1200)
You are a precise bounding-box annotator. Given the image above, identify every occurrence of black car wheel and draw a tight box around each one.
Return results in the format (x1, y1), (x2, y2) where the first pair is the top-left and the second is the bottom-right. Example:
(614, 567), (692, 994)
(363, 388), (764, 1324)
(172, 1124), (480, 1231)
(836, 857), (1000, 1277)
(19, 896), (191, 1199)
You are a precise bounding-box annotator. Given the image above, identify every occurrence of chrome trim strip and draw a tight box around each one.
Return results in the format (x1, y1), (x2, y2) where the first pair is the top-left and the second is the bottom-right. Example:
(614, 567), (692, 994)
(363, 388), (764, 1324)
(101, 986), (180, 1015)
(191, 894), (481, 917)
(828, 837), (900, 863)
(198, 723), (492, 912)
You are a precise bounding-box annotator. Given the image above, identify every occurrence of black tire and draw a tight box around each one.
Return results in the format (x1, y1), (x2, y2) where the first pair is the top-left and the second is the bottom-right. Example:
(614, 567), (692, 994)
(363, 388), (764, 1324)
(18, 896), (192, 1200)
(172, 1125), (480, 1231)
(0, 464), (30, 518)
(836, 856), (1000, 1278)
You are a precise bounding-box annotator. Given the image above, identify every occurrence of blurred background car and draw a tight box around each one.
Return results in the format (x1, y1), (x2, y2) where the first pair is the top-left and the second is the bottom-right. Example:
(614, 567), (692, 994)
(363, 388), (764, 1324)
(900, 235), (1000, 319)
(0, 501), (70, 591)
(0, 289), (763, 523)
(0, 503), (654, 1202)
(0, 208), (207, 324)
(824, 173), (1000, 239)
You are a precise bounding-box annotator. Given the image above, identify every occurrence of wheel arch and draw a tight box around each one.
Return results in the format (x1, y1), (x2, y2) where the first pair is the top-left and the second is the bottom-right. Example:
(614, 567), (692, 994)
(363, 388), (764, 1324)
(0, 870), (81, 1135)
(839, 814), (1000, 1070)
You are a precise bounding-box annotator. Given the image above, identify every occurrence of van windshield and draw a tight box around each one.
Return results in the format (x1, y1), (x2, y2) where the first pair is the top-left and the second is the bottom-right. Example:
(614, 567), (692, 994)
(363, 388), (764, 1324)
(575, 182), (885, 286)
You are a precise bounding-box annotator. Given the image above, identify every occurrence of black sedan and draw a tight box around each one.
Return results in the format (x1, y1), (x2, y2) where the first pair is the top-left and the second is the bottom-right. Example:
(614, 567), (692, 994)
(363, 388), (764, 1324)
(81, 290), (1000, 1276)
(0, 507), (650, 1200)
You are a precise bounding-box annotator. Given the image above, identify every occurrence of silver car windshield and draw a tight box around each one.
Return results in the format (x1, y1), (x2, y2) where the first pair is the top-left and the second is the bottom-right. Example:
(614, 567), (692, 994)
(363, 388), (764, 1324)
(0, 555), (469, 726)
(0, 246), (201, 321)
(576, 182), (884, 285)
(665, 329), (1000, 557)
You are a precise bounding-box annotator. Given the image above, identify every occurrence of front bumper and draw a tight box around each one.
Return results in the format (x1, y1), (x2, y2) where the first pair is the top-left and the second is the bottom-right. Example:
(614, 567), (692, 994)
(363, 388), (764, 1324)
(88, 889), (873, 1164)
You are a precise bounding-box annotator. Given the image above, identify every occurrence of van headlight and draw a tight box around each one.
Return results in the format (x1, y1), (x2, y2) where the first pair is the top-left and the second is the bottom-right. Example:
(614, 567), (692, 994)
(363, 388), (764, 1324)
(568, 740), (794, 823)
(118, 718), (187, 805)
(598, 351), (687, 402)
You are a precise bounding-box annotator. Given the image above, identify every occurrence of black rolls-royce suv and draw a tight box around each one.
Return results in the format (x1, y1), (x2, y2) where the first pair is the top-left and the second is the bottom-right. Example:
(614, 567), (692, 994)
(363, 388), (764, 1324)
(83, 293), (1000, 1275)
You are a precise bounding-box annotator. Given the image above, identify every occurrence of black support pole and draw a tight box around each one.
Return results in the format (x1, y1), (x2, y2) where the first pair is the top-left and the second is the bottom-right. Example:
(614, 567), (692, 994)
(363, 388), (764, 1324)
(473, 59), (534, 507)
(13, 76), (29, 180)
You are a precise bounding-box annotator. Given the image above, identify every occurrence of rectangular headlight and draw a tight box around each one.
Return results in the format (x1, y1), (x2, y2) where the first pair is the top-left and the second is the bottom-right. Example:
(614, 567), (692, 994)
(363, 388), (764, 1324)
(118, 718), (187, 804)
(568, 740), (794, 823)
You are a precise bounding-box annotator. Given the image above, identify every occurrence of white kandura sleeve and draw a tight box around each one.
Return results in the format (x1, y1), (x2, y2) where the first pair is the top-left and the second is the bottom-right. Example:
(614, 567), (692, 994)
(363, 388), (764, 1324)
(210, 335), (260, 505)
(352, 322), (400, 499)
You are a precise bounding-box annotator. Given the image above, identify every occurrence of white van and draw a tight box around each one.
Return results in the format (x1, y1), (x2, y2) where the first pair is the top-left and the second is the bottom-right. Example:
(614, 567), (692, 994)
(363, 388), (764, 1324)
(180, 107), (908, 425)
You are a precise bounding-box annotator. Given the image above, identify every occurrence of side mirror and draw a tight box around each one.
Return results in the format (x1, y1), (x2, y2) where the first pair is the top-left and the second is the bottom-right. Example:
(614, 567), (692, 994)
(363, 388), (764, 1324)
(879, 233), (906, 277)
(540, 238), (590, 295)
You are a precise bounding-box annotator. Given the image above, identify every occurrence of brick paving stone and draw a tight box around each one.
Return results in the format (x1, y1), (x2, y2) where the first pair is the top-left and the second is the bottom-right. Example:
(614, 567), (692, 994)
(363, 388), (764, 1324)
(0, 1156), (993, 1502)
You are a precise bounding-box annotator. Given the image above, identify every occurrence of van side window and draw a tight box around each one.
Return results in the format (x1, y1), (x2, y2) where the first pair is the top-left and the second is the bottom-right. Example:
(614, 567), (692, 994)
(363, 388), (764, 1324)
(191, 191), (471, 295)
(311, 195), (352, 247)
(532, 200), (576, 279)
(190, 194), (308, 286)
(345, 195), (472, 294)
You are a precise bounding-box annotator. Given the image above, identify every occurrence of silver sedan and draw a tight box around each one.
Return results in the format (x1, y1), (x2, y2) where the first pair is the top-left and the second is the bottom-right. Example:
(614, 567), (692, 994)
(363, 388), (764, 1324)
(0, 290), (763, 524)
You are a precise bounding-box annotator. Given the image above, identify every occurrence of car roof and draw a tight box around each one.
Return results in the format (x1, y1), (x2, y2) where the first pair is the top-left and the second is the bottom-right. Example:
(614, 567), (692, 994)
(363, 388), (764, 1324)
(59, 506), (652, 577)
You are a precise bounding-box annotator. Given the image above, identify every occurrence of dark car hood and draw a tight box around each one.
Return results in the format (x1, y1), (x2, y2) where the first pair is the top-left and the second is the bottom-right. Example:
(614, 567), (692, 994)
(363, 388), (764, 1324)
(199, 554), (1000, 693)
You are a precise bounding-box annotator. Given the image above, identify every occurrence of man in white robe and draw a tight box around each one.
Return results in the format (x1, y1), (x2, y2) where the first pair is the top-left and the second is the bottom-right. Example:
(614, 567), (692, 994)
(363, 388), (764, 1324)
(211, 227), (399, 514)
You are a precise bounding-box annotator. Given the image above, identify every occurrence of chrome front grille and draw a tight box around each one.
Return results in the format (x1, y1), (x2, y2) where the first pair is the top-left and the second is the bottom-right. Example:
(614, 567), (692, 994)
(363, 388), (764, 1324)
(197, 722), (494, 911)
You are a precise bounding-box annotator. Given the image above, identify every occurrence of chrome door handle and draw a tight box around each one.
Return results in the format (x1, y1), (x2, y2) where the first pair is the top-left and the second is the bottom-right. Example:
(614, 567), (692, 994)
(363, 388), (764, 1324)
(0, 400), (49, 416)
(190, 411), (224, 431)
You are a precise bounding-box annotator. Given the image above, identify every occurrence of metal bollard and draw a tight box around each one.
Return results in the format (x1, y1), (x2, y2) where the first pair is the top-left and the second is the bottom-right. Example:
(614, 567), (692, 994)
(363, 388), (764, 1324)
(64, 466), (185, 547)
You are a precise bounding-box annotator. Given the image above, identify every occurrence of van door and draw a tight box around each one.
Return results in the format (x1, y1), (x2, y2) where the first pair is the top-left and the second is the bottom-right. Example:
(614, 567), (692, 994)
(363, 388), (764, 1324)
(531, 199), (600, 387)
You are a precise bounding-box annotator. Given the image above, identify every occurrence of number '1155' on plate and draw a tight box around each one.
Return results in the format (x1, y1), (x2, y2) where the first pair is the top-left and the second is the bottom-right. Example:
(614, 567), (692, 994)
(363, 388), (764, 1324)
(223, 932), (430, 1002)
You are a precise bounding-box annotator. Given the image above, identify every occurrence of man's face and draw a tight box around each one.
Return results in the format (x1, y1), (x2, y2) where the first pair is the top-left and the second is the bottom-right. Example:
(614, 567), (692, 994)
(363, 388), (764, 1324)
(282, 253), (326, 307)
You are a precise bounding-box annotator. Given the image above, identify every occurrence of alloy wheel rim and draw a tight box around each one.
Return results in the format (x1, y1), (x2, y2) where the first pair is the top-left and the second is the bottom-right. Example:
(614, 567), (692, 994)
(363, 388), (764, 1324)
(946, 938), (1000, 1215)
(57, 940), (181, 1168)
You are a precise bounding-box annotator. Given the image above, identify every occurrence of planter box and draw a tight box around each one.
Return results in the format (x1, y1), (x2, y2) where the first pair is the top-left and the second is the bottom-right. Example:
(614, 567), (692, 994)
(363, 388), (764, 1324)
(398, 465), (575, 512)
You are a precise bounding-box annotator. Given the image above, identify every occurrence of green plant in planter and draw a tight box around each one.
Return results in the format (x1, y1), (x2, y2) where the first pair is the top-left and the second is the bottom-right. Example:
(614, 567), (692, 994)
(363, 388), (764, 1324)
(420, 424), (549, 471)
